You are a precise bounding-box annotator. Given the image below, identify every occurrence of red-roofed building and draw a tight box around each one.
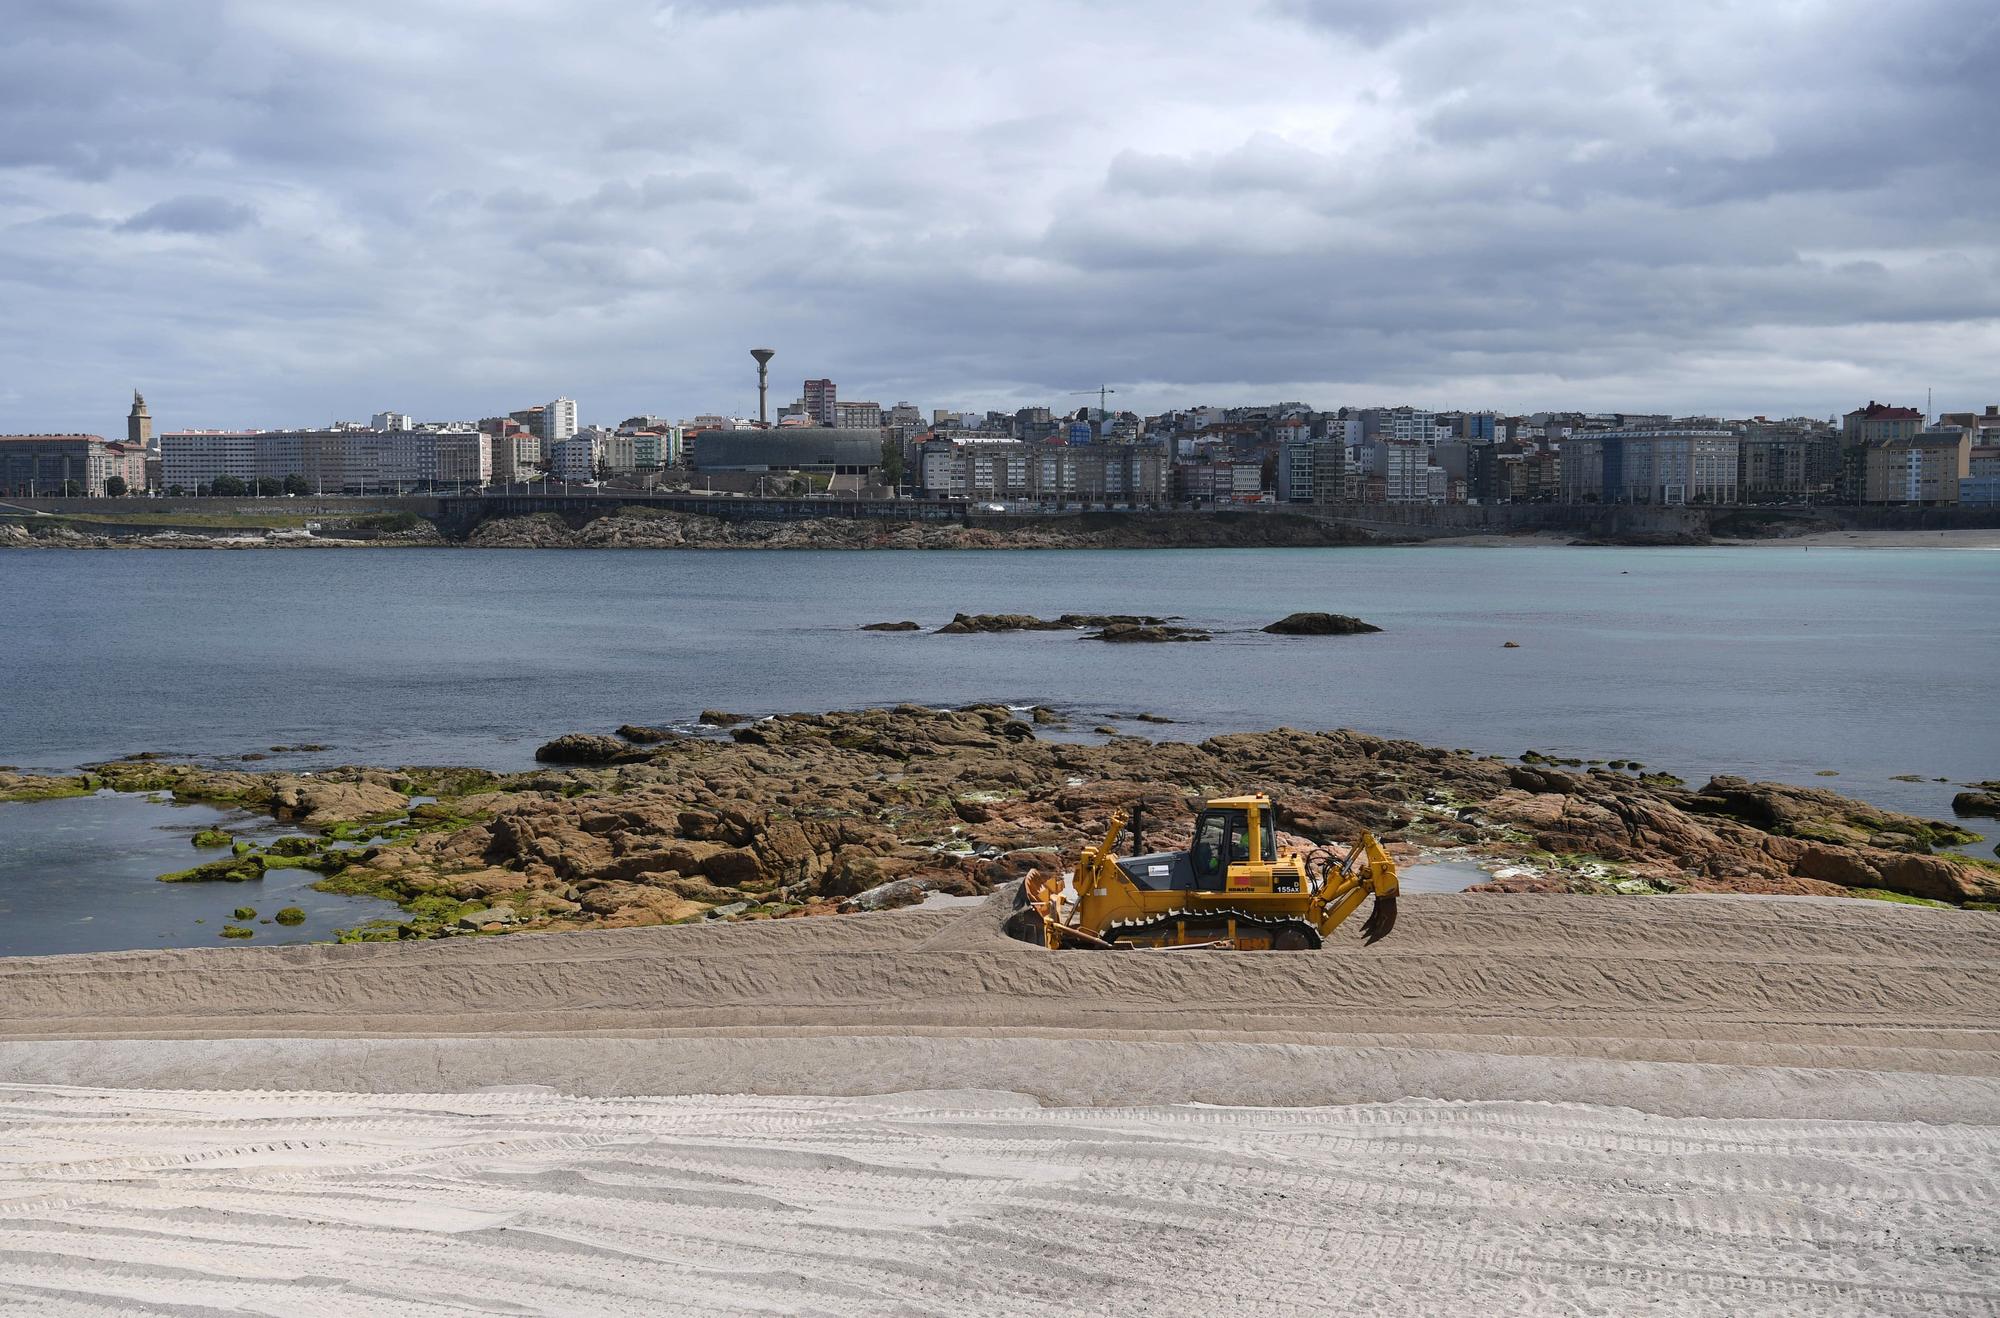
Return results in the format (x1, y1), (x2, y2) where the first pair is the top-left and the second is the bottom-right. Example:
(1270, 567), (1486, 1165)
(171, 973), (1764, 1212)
(1842, 401), (1925, 448)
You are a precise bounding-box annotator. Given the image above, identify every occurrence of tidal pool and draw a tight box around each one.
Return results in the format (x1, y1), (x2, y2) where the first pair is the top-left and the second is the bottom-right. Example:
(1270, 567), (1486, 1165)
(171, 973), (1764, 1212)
(0, 791), (403, 957)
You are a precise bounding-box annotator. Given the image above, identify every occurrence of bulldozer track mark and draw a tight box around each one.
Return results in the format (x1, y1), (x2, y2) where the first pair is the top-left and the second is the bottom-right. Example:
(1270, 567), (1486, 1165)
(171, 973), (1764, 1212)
(5, 1088), (1998, 1315)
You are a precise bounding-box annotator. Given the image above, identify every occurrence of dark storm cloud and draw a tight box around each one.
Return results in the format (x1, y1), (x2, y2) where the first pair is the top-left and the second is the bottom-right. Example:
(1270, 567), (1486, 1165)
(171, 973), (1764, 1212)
(0, 0), (1992, 433)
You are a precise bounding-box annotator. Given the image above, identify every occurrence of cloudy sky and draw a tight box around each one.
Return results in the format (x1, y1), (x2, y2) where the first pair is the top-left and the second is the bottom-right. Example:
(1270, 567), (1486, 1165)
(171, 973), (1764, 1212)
(3, 0), (1994, 434)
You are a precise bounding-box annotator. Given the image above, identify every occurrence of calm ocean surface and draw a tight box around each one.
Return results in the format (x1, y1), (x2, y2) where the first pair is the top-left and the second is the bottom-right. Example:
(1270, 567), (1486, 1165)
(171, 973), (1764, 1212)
(1, 544), (1994, 954)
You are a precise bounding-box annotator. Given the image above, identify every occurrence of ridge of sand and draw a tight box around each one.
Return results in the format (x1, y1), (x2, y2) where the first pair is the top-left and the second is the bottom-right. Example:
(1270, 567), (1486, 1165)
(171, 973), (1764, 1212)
(1, 891), (1994, 1110)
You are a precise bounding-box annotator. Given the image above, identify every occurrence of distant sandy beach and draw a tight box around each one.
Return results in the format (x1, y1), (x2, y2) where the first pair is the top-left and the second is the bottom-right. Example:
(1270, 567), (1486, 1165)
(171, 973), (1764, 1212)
(1719, 527), (2000, 549)
(1, 891), (1995, 1314)
(1423, 527), (2000, 549)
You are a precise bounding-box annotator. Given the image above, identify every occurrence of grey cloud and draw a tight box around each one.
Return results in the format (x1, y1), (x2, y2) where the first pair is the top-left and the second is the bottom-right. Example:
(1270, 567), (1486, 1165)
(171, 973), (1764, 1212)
(0, 0), (1992, 433)
(1270, 0), (1478, 45)
(118, 196), (257, 235)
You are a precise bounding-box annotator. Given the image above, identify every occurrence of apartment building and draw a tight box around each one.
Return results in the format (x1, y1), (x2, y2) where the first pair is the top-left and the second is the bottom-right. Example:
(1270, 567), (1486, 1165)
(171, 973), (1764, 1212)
(920, 438), (1167, 505)
(162, 428), (459, 492)
(435, 430), (492, 485)
(1864, 431), (1972, 504)
(1739, 423), (1840, 501)
(1561, 430), (1740, 504)
(0, 434), (146, 495)
(832, 400), (882, 430)
(548, 435), (598, 482)
(1276, 439), (1353, 503)
(1842, 401), (1924, 448)
(544, 397), (579, 443)
(803, 380), (837, 426)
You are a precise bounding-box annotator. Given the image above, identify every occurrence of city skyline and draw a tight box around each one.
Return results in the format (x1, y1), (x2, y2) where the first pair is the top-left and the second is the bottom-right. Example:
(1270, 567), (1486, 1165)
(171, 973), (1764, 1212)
(3, 0), (1995, 433)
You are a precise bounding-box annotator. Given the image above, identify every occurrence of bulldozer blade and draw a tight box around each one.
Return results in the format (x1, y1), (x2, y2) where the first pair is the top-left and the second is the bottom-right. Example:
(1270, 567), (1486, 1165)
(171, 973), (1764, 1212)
(1360, 893), (1398, 945)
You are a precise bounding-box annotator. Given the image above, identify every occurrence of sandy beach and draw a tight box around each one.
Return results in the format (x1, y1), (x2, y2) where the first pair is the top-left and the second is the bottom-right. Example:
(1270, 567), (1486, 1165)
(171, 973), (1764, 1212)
(2, 890), (1996, 1313)
(1420, 527), (2000, 549)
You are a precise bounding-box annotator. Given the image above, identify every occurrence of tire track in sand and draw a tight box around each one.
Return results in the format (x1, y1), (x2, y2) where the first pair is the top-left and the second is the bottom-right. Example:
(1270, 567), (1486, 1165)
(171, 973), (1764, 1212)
(1, 1088), (1994, 1317)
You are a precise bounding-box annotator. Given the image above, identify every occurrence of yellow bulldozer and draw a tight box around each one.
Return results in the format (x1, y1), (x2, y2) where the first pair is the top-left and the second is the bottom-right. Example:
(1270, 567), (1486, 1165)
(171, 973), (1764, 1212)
(1013, 793), (1399, 951)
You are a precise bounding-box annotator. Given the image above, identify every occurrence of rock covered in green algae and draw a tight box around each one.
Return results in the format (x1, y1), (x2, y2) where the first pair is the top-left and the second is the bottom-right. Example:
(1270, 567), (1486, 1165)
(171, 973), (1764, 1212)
(159, 855), (266, 884)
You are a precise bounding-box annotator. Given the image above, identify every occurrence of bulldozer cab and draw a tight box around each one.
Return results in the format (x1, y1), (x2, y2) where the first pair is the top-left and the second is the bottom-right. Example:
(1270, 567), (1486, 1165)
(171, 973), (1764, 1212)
(1190, 797), (1288, 893)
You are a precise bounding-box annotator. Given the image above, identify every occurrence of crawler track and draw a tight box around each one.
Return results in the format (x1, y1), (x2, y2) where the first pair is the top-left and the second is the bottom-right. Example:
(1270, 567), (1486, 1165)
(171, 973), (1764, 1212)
(1105, 908), (1323, 950)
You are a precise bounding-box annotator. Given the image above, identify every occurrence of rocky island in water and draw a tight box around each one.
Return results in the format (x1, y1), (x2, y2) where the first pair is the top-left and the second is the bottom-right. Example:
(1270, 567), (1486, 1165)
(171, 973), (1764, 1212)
(4, 705), (1993, 943)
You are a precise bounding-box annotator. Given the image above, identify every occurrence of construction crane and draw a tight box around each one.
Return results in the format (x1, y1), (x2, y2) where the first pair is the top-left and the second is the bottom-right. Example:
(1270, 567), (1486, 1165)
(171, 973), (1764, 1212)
(1069, 385), (1117, 420)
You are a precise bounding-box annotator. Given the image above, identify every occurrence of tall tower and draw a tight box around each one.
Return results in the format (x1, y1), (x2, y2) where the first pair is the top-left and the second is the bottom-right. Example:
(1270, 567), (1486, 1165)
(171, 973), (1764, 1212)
(803, 378), (837, 427)
(545, 397), (579, 443)
(751, 349), (775, 425)
(127, 390), (154, 449)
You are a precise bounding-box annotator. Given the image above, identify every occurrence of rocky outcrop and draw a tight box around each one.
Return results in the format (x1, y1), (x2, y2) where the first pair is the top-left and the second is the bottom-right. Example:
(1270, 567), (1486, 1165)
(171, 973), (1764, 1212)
(534, 734), (647, 765)
(1058, 614), (1173, 627)
(1953, 785), (2000, 818)
(860, 621), (921, 631)
(616, 725), (680, 745)
(936, 612), (1185, 637)
(1263, 612), (1382, 635)
(935, 613), (1074, 634)
(698, 711), (747, 727)
(0, 771), (91, 803)
(266, 777), (408, 828)
(1685, 776), (1981, 850)
(1087, 623), (1211, 643)
(72, 706), (1997, 939)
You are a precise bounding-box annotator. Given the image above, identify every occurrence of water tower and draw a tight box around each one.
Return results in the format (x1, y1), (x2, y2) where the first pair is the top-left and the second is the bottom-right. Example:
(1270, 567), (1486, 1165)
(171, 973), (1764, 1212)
(751, 348), (775, 424)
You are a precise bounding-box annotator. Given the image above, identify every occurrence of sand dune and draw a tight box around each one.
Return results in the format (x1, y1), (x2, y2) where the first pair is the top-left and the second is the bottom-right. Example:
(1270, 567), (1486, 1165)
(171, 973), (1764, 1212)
(2, 890), (1996, 1314)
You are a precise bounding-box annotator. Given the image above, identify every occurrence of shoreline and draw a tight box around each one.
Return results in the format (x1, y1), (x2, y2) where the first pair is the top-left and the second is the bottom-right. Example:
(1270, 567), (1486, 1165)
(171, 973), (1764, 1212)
(5, 705), (1993, 954)
(8, 508), (2000, 551)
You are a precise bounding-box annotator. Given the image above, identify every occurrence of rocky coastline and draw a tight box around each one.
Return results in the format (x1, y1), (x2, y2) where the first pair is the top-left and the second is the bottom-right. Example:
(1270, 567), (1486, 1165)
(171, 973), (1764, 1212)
(0, 509), (1371, 551)
(4, 706), (1994, 943)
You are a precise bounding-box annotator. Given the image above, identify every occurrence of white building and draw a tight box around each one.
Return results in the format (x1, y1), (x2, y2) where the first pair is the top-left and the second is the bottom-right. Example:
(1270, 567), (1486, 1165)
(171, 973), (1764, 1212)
(1373, 441), (1435, 504)
(545, 397), (579, 443)
(371, 411), (414, 432)
(596, 430), (636, 474)
(549, 435), (596, 482)
(434, 429), (492, 486)
(161, 431), (259, 490)
(162, 428), (442, 492)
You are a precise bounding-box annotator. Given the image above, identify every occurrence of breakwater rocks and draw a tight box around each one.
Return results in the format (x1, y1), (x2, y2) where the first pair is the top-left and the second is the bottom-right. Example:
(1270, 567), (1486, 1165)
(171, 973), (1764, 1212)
(16, 707), (1992, 941)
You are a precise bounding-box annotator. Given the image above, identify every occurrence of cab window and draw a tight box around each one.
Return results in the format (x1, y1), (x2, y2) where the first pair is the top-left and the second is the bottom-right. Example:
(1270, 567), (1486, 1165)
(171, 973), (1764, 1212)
(1226, 812), (1251, 862)
(1192, 812), (1228, 879)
